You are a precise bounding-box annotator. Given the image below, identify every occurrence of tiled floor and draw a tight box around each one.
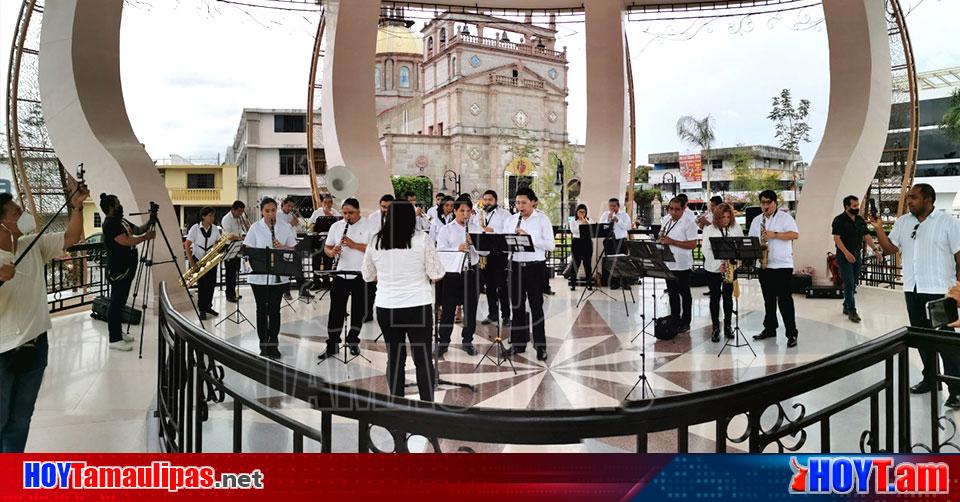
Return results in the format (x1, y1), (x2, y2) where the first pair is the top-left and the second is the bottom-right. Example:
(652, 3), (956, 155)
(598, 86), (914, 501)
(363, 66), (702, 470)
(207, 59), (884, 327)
(26, 277), (957, 452)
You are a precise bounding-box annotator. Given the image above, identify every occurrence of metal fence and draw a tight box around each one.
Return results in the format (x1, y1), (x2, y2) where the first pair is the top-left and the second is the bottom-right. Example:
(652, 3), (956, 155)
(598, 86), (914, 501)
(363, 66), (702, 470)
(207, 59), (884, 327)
(46, 252), (108, 313)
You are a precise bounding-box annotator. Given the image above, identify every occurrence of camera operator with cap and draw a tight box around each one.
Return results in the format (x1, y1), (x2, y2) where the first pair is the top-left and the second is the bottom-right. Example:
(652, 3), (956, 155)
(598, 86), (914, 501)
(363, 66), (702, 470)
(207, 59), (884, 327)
(0, 178), (88, 452)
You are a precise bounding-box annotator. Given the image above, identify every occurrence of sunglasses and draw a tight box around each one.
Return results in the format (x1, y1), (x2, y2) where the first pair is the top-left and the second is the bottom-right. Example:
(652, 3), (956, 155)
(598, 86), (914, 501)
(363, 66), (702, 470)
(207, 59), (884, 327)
(911, 223), (920, 239)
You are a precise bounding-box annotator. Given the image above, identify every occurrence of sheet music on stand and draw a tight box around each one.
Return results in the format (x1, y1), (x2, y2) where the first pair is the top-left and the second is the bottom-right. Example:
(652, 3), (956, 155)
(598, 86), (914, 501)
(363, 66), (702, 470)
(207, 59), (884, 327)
(437, 250), (468, 274)
(579, 222), (613, 240)
(244, 247), (301, 278)
(222, 240), (244, 261)
(503, 234), (534, 252)
(312, 215), (342, 233)
(709, 236), (762, 262)
(625, 240), (676, 264)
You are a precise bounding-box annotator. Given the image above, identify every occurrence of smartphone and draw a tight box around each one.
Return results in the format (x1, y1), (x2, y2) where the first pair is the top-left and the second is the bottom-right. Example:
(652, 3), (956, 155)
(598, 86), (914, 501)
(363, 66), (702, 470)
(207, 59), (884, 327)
(869, 198), (878, 220)
(926, 297), (958, 328)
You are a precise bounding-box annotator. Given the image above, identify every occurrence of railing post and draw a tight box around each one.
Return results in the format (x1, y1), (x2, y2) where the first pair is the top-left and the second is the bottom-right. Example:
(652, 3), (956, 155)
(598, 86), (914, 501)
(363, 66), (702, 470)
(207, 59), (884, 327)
(233, 400), (243, 453)
(748, 409), (762, 453)
(636, 432), (648, 453)
(885, 357), (894, 451)
(869, 392), (879, 452)
(929, 373), (940, 453)
(715, 418), (727, 453)
(897, 349), (911, 452)
(321, 411), (332, 453)
(820, 417), (830, 452)
(358, 420), (369, 453)
(677, 425), (688, 453)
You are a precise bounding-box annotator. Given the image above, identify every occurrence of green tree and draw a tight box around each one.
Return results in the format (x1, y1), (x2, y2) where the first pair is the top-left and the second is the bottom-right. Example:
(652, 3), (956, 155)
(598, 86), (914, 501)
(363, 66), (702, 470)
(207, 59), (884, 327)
(767, 88), (812, 153)
(941, 88), (960, 145)
(391, 175), (433, 203)
(676, 115), (716, 197)
(730, 146), (781, 205)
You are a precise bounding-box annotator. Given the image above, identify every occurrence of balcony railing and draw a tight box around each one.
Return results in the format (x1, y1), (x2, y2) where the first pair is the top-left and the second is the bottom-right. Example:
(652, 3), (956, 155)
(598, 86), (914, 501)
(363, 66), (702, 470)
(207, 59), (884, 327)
(170, 188), (222, 202)
(488, 74), (545, 89)
(449, 34), (566, 61)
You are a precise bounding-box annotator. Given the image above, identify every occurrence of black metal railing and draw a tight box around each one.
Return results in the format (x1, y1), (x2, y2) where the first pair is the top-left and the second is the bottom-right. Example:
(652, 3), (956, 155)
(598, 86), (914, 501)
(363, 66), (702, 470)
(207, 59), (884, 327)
(157, 282), (960, 454)
(858, 254), (902, 288)
(46, 252), (108, 313)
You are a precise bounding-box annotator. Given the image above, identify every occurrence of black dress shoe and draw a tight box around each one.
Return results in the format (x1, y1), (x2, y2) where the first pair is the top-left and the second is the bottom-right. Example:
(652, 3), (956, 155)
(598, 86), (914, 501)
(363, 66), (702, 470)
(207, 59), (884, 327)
(753, 330), (777, 341)
(711, 327), (721, 343)
(205, 308), (219, 317)
(677, 325), (690, 333)
(318, 343), (339, 360)
(267, 347), (282, 359)
(536, 348), (548, 361)
(945, 394), (960, 409)
(437, 345), (449, 358)
(348, 344), (361, 356)
(463, 343), (476, 356)
(724, 325), (734, 339)
(199, 312), (207, 321)
(510, 346), (526, 355)
(787, 337), (798, 348)
(910, 381), (941, 394)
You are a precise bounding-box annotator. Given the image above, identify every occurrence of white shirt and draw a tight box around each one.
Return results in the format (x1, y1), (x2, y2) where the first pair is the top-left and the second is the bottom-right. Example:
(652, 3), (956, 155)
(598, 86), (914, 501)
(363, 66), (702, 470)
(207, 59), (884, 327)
(748, 209), (799, 270)
(242, 219), (298, 286)
(478, 207), (511, 234)
(505, 210), (556, 262)
(660, 215), (699, 271)
(437, 219), (483, 268)
(220, 211), (245, 236)
(684, 207), (696, 222)
(889, 209), (960, 294)
(415, 213), (432, 232)
(701, 223), (744, 274)
(426, 205), (439, 221)
(365, 210), (387, 234)
(430, 212), (454, 241)
(324, 218), (370, 272)
(567, 217), (593, 238)
(0, 232), (64, 352)
(309, 206), (340, 224)
(277, 210), (294, 226)
(599, 210), (631, 239)
(186, 223), (223, 260)
(361, 232), (445, 309)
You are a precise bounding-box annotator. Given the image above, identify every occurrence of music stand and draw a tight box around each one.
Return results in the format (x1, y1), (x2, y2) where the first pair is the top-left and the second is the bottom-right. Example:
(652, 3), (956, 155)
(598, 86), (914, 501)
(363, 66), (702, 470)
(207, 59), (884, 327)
(575, 223), (617, 307)
(217, 241), (254, 329)
(711, 236), (760, 358)
(315, 270), (373, 368)
(470, 234), (514, 373)
(311, 215), (341, 233)
(627, 241), (675, 344)
(245, 247), (298, 312)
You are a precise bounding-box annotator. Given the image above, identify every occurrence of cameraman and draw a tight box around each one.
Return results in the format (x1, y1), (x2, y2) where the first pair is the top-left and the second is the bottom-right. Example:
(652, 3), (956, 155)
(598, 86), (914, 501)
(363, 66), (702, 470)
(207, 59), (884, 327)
(0, 179), (88, 452)
(99, 194), (155, 351)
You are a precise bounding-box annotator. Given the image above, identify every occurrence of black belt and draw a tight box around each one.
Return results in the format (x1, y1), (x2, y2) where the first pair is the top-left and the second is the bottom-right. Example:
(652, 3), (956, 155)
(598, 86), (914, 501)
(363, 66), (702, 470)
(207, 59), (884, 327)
(511, 261), (545, 268)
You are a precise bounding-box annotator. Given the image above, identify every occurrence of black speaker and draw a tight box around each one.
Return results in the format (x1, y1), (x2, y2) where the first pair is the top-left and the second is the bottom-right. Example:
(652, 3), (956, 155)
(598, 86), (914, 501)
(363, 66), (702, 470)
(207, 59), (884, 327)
(745, 206), (762, 231)
(806, 286), (844, 299)
(790, 273), (813, 294)
(91, 296), (142, 325)
(654, 316), (678, 340)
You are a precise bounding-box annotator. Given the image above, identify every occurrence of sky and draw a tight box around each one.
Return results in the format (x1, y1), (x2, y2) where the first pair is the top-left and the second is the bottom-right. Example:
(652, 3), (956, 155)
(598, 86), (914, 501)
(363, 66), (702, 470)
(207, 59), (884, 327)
(1, 0), (958, 170)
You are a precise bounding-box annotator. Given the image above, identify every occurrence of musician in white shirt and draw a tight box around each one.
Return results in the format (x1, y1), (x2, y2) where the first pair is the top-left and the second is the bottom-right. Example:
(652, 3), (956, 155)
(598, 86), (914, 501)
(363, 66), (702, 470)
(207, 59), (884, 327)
(660, 197), (700, 333)
(404, 191), (431, 232)
(308, 194), (340, 227)
(701, 203), (743, 342)
(748, 190), (800, 347)
(429, 196), (455, 242)
(426, 192), (444, 222)
(599, 197), (631, 289)
(567, 204), (593, 291)
(308, 194), (340, 291)
(362, 194), (395, 321)
(278, 197), (302, 229)
(436, 199), (484, 356)
(320, 198), (369, 358)
(505, 188), (555, 361)
(362, 201), (445, 401)
(220, 200), (247, 303)
(478, 190), (513, 325)
(185, 207), (223, 320)
(242, 197), (298, 359)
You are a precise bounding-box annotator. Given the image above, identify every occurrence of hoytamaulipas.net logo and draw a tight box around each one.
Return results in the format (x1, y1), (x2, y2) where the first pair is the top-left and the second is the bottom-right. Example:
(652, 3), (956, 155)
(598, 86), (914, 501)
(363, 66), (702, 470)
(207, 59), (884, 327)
(23, 461), (264, 491)
(789, 456), (948, 495)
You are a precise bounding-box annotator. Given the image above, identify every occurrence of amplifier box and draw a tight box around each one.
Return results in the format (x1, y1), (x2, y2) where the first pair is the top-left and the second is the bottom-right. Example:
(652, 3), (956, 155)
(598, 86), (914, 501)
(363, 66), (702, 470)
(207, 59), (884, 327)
(790, 274), (813, 294)
(91, 296), (142, 325)
(805, 286), (844, 299)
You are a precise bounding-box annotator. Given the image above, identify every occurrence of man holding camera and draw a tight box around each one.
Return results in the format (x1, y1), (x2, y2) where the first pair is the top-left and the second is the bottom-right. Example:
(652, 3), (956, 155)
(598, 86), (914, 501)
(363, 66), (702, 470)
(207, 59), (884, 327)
(99, 194), (156, 352)
(871, 184), (960, 409)
(0, 179), (88, 452)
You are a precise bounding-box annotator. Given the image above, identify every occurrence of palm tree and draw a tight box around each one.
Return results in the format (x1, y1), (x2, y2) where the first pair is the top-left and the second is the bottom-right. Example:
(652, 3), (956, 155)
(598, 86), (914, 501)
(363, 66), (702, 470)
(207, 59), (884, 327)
(941, 89), (960, 146)
(676, 115), (716, 199)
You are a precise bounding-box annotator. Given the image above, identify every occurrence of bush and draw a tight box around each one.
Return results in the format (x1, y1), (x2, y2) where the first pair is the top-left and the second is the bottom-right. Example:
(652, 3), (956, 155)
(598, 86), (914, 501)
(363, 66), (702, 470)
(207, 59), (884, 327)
(391, 176), (433, 204)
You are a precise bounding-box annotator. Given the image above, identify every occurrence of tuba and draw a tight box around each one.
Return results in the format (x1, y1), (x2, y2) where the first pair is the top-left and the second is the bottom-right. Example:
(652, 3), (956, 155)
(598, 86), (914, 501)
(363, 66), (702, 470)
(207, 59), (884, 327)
(181, 233), (234, 287)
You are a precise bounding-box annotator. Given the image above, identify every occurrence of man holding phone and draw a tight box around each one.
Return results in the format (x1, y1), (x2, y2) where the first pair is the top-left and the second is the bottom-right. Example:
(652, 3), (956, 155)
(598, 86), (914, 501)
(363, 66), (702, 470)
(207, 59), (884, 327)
(871, 183), (960, 409)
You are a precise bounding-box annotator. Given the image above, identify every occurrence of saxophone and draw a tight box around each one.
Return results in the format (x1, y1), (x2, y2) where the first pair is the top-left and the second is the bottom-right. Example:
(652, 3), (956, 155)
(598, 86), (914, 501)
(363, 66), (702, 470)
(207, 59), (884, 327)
(759, 214), (769, 270)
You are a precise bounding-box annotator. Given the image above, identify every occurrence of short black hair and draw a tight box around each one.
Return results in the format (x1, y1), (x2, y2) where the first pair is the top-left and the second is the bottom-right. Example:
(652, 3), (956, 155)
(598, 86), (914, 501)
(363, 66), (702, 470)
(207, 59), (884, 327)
(456, 193), (472, 202)
(342, 197), (359, 210)
(515, 187), (538, 202)
(375, 201), (415, 251)
(99, 193), (118, 214)
(914, 183), (936, 203)
(842, 195), (858, 208)
(483, 190), (498, 201)
(710, 195), (723, 206)
(668, 196), (684, 208)
(435, 192), (445, 198)
(320, 193), (333, 202)
(403, 191), (417, 199)
(260, 197), (278, 209)
(380, 194), (395, 203)
(759, 190), (778, 203)
(575, 203), (588, 214)
(442, 195), (455, 204)
(282, 196), (296, 206)
(608, 198), (620, 205)
(453, 199), (472, 211)
(0, 193), (14, 219)
(231, 200), (245, 210)
(677, 193), (689, 203)
(200, 207), (215, 218)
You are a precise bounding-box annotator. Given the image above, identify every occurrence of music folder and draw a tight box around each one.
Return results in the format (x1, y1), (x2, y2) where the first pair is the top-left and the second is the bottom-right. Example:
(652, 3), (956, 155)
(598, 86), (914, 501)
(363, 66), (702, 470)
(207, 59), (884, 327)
(311, 215), (341, 233)
(624, 240), (676, 263)
(469, 233), (534, 253)
(709, 236), (761, 261)
(578, 222), (613, 240)
(244, 247), (301, 278)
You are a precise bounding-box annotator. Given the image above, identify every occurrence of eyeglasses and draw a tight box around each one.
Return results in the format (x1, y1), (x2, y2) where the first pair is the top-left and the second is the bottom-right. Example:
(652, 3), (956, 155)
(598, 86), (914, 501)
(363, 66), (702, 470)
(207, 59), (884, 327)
(911, 223), (920, 239)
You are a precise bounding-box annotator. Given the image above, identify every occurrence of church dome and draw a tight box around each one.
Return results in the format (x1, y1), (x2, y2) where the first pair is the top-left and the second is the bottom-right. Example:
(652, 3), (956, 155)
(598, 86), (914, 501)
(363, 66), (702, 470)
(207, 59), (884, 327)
(377, 24), (423, 55)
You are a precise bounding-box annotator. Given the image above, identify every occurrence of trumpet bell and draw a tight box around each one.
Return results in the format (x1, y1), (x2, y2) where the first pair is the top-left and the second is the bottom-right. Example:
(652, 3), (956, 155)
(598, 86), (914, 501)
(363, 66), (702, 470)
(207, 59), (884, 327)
(326, 165), (359, 201)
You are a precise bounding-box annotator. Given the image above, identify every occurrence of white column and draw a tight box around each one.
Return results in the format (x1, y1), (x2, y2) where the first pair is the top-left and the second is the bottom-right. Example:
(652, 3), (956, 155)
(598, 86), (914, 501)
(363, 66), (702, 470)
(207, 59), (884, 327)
(321, 0), (393, 210)
(794, 0), (891, 281)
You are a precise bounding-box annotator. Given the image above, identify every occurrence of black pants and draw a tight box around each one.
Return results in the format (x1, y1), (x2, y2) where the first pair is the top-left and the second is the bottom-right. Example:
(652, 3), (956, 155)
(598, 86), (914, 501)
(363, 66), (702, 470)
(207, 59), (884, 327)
(509, 261), (547, 350)
(377, 305), (435, 402)
(196, 263), (217, 311)
(251, 284), (284, 350)
(905, 290), (960, 394)
(439, 268), (480, 345)
(224, 258), (240, 299)
(757, 268), (797, 338)
(108, 271), (135, 343)
(482, 252), (510, 321)
(313, 252), (334, 288)
(602, 238), (625, 288)
(706, 271), (733, 328)
(327, 276), (366, 346)
(570, 238), (593, 288)
(365, 282), (377, 321)
(665, 269), (692, 328)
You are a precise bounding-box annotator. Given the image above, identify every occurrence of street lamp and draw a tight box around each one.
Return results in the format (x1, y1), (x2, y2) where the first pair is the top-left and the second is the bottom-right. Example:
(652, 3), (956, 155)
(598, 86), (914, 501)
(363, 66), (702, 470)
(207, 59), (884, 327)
(554, 158), (568, 269)
(440, 169), (461, 195)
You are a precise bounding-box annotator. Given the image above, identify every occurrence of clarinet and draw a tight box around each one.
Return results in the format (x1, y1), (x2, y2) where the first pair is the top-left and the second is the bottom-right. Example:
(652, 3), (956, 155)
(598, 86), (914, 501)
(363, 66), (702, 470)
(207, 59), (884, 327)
(332, 219), (351, 270)
(270, 220), (280, 282)
(463, 218), (472, 272)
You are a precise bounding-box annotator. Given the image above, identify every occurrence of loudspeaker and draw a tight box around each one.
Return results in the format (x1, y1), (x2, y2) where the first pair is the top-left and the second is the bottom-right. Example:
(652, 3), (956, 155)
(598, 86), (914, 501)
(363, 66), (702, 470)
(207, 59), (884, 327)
(690, 268), (710, 287)
(745, 206), (762, 231)
(805, 286), (844, 299)
(91, 296), (142, 325)
(790, 273), (813, 294)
